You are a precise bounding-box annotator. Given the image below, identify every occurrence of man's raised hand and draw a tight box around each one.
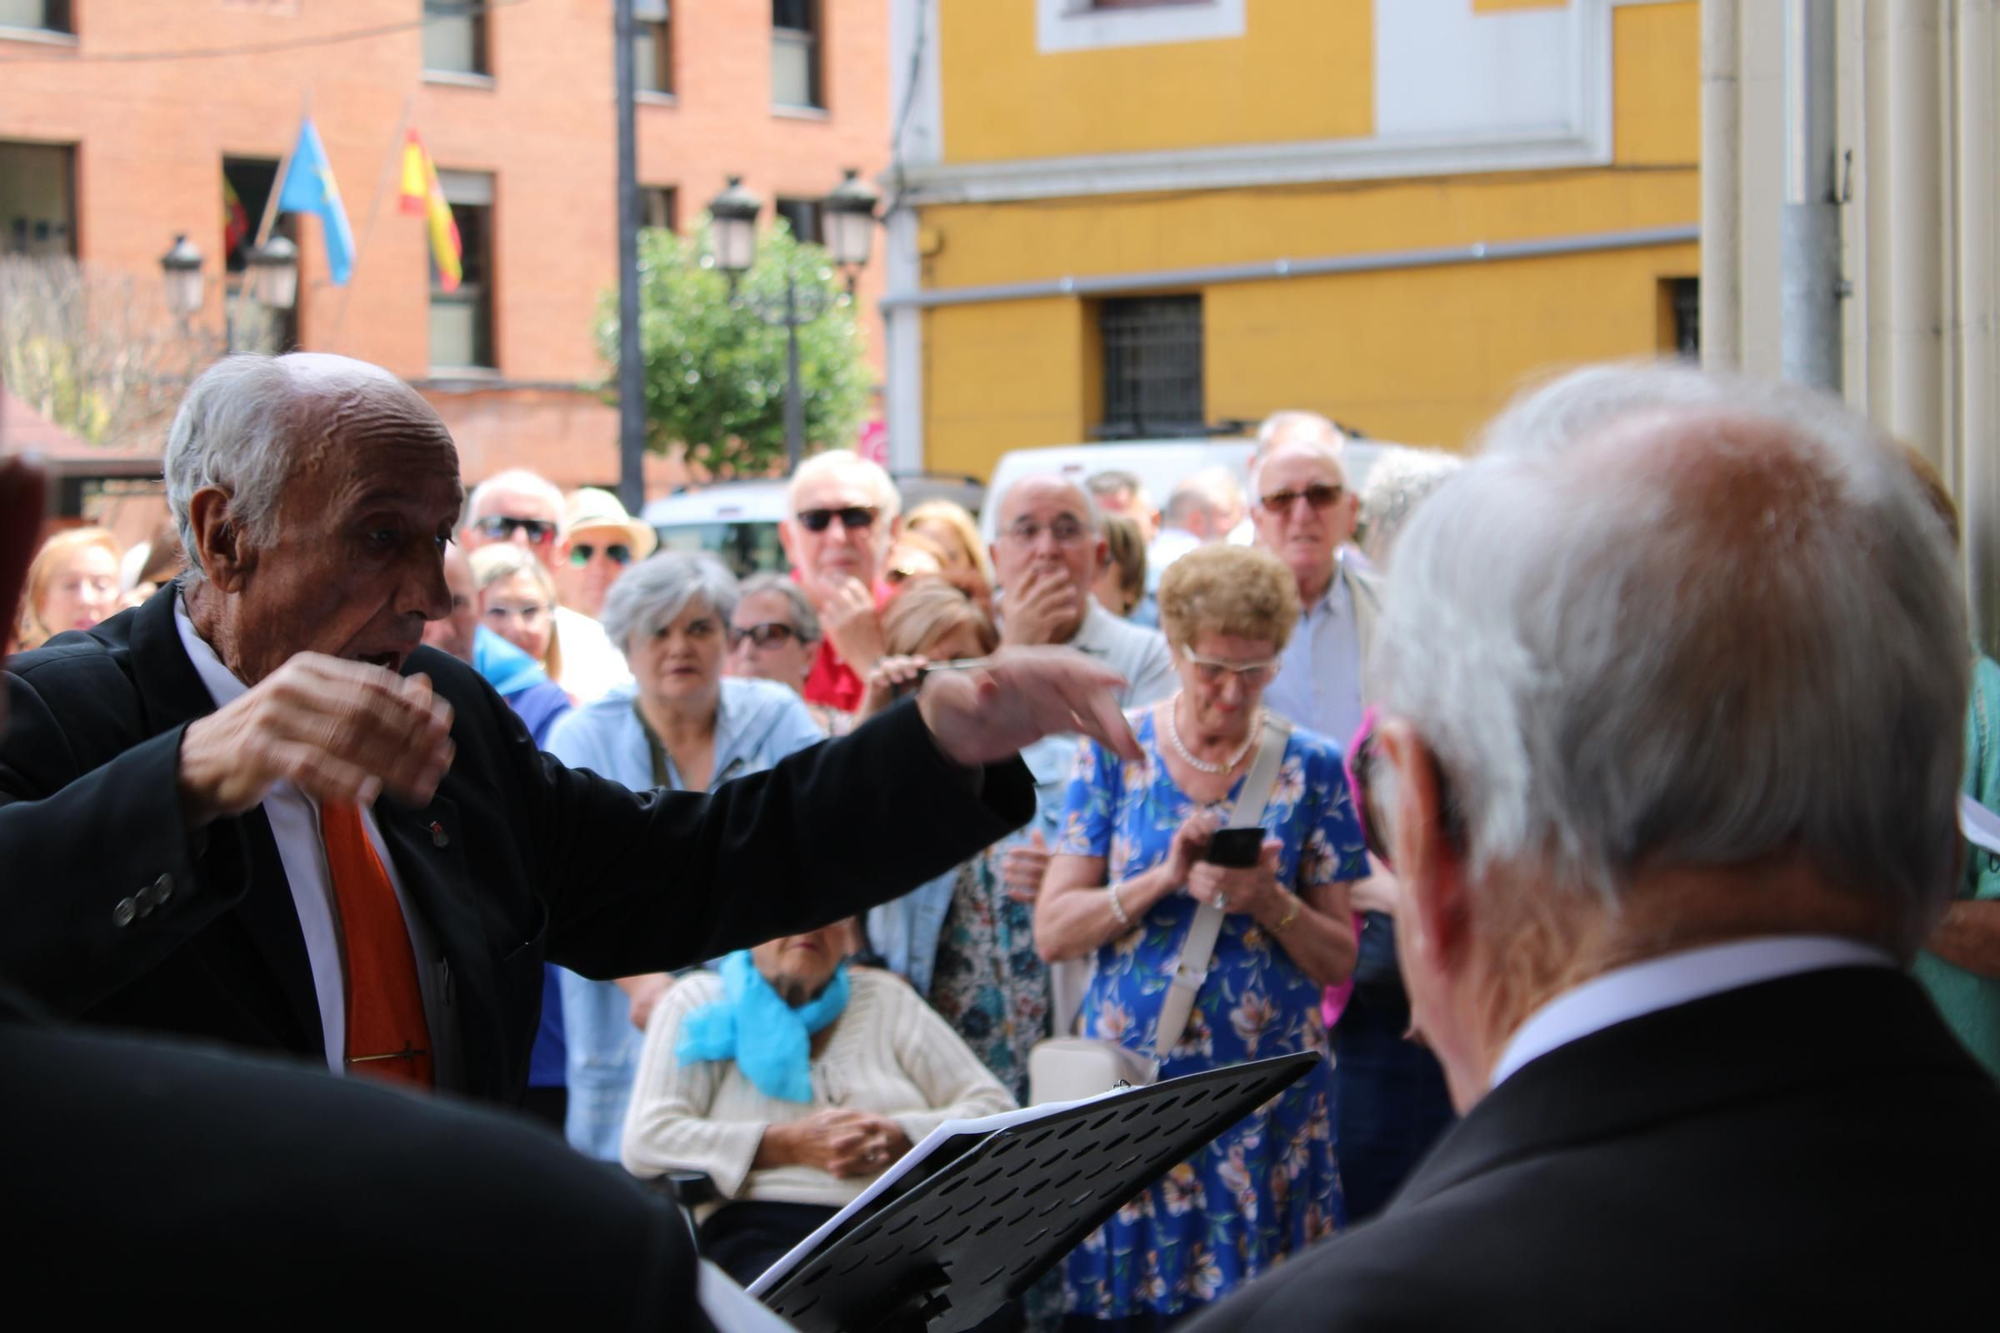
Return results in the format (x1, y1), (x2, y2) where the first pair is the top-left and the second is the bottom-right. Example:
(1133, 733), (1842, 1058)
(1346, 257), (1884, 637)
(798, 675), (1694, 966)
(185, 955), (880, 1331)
(915, 646), (1141, 770)
(176, 654), (455, 826)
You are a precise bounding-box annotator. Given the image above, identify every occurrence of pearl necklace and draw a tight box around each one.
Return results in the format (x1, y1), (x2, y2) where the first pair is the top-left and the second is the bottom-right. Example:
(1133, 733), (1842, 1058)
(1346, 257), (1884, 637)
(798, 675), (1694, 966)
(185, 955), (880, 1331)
(1164, 694), (1263, 775)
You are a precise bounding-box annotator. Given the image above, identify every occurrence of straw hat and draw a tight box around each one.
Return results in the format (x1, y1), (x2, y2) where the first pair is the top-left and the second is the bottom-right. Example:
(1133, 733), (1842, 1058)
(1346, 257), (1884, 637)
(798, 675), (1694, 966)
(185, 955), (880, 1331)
(560, 487), (658, 558)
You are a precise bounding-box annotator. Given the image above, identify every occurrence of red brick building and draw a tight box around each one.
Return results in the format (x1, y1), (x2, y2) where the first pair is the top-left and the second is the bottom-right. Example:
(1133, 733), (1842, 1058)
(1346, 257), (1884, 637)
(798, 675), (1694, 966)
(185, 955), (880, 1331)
(0, 0), (891, 497)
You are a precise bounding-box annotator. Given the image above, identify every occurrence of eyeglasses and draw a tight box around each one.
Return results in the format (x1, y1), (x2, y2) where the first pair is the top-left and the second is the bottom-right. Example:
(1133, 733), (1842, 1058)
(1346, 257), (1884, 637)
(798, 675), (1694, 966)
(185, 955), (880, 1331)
(1179, 644), (1278, 688)
(796, 506), (878, 534)
(1002, 517), (1091, 547)
(568, 542), (634, 567)
(471, 515), (558, 546)
(729, 621), (805, 649)
(1258, 483), (1344, 514)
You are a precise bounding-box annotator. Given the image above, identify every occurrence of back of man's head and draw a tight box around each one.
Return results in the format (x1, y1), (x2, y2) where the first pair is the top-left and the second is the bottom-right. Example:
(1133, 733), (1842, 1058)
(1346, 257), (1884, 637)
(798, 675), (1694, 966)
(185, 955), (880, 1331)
(1376, 362), (1966, 961)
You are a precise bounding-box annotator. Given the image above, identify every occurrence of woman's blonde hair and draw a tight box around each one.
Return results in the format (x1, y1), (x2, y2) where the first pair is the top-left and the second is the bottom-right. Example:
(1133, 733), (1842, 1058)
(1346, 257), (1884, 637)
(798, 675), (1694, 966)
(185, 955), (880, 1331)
(1098, 513), (1148, 611)
(881, 577), (997, 658)
(17, 526), (122, 652)
(905, 500), (995, 585)
(1157, 544), (1300, 654)
(468, 543), (563, 681)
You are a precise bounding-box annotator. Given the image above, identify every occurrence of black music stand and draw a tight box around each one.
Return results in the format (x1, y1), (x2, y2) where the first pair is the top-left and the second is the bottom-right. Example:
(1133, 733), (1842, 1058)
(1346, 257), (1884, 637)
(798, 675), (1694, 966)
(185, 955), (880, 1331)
(756, 1051), (1318, 1333)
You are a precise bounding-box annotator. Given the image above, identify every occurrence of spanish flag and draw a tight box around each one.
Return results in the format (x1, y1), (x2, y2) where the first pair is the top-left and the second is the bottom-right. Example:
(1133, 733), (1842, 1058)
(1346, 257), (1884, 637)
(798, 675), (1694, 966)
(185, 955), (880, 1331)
(399, 130), (462, 292)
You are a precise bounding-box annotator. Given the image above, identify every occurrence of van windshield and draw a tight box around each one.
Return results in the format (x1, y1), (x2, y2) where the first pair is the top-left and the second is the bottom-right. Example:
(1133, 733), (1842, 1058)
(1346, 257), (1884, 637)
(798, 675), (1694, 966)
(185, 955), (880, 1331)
(653, 521), (788, 579)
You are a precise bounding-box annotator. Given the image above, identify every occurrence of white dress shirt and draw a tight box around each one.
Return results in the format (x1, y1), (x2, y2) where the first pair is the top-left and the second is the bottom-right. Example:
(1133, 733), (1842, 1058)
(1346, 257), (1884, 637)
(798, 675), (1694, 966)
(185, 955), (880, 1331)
(1489, 935), (1896, 1090)
(555, 605), (634, 704)
(174, 597), (439, 1073)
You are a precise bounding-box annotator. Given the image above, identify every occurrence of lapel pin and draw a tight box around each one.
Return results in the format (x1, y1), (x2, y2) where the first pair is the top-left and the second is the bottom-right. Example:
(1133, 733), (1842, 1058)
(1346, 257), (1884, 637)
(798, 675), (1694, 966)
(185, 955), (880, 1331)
(429, 821), (449, 849)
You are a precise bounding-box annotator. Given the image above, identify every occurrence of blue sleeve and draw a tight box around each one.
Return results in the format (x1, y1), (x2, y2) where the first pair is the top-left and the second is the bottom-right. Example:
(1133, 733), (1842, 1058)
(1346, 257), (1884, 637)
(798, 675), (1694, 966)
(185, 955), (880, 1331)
(1054, 739), (1118, 859)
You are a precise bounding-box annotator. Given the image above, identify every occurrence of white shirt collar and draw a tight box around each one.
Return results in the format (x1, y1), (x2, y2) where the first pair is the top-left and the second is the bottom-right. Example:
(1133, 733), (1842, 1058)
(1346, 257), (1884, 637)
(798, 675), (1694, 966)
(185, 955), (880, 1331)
(1488, 935), (1896, 1090)
(174, 591), (250, 707)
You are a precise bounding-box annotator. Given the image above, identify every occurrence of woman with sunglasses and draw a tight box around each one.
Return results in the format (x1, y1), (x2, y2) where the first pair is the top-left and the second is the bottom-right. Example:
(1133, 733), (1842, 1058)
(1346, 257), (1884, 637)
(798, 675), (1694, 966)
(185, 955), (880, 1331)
(545, 552), (827, 1162)
(1034, 544), (1366, 1331)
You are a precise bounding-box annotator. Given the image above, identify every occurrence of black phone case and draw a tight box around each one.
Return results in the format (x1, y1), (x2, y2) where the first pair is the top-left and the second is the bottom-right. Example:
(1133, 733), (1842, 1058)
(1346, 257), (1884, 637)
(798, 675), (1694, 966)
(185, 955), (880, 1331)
(1205, 827), (1264, 868)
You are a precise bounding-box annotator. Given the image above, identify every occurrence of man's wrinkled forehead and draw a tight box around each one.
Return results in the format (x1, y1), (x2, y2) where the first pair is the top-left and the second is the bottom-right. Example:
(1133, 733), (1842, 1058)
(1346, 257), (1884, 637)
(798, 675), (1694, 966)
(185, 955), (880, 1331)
(296, 386), (461, 498)
(1001, 476), (1091, 525)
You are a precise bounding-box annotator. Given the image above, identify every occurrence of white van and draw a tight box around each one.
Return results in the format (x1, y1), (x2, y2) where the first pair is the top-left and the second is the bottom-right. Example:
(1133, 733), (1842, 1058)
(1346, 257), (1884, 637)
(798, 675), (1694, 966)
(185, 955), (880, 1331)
(977, 437), (1398, 544)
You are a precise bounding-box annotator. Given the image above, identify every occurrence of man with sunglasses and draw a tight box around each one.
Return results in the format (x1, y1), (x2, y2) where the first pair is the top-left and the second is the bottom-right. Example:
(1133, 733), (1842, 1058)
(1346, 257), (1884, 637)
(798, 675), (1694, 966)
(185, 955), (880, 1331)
(461, 469), (633, 704)
(778, 450), (902, 714)
(1248, 412), (1371, 754)
(1185, 364), (2000, 1332)
(557, 487), (657, 621)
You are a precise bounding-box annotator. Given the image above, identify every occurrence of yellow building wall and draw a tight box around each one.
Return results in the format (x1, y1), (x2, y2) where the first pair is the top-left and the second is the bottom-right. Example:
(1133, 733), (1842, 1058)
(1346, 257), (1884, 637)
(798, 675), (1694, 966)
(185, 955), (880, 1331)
(920, 0), (1704, 477)
(940, 0), (1374, 163)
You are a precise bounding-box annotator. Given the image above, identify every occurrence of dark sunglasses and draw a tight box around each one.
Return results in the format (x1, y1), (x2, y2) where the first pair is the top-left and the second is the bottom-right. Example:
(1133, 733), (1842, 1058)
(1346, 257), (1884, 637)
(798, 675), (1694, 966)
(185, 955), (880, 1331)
(1346, 719), (1466, 869)
(568, 542), (634, 567)
(471, 515), (558, 545)
(796, 506), (878, 534)
(1259, 483), (1345, 515)
(729, 621), (805, 649)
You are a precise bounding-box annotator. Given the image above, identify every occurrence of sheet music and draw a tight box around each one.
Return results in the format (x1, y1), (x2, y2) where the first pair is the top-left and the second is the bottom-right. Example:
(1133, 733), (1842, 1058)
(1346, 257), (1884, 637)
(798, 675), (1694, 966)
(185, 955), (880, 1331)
(748, 1091), (1116, 1296)
(1964, 793), (2000, 855)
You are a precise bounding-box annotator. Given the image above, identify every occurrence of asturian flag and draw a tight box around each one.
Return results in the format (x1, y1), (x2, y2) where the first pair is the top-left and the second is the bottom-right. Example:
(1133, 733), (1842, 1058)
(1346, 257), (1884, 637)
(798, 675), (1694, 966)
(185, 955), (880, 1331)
(274, 117), (356, 286)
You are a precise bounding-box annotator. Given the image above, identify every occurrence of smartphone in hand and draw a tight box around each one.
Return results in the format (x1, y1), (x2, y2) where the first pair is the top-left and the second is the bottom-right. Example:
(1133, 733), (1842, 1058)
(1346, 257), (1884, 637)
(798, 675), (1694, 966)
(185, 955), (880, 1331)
(1204, 827), (1265, 868)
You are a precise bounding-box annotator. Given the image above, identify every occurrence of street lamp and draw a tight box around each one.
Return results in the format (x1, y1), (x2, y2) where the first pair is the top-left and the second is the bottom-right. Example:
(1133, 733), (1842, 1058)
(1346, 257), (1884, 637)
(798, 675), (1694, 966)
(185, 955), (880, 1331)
(159, 234), (205, 320)
(707, 176), (763, 282)
(704, 170), (881, 471)
(821, 167), (881, 285)
(159, 229), (300, 351)
(246, 235), (299, 312)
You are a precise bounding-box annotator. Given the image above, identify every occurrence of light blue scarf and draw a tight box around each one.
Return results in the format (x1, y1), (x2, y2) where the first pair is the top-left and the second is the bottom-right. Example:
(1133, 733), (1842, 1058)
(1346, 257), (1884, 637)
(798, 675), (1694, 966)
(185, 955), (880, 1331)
(676, 950), (851, 1103)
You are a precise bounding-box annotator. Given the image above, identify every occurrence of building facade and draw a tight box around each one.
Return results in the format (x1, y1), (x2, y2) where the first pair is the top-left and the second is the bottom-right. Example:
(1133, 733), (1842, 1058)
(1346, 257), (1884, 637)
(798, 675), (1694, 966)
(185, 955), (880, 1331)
(883, 0), (1701, 478)
(0, 0), (890, 494)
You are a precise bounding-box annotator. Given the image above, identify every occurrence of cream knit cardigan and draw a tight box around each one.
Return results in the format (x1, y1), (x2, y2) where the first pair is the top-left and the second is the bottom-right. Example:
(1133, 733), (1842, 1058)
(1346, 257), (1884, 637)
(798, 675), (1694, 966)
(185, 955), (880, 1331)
(621, 965), (1017, 1205)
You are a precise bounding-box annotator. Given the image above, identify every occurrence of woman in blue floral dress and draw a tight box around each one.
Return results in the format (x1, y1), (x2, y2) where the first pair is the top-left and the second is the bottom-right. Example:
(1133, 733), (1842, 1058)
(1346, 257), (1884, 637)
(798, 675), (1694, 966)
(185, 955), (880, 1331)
(1035, 545), (1367, 1330)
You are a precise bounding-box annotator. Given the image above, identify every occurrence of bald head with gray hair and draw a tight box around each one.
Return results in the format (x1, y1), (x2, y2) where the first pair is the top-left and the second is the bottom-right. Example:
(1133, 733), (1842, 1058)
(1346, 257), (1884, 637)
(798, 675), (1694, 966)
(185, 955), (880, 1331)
(1374, 362), (1967, 955)
(165, 353), (453, 579)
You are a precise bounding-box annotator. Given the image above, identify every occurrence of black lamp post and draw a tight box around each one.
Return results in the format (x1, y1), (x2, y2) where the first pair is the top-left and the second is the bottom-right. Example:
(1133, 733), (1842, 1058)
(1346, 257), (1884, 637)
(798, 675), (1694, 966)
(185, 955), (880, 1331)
(707, 169), (880, 472)
(159, 231), (299, 352)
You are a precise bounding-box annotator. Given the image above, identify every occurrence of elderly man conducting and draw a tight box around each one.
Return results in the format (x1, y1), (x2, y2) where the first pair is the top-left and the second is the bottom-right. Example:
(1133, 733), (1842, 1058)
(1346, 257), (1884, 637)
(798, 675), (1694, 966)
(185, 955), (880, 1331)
(1183, 363), (2000, 1332)
(0, 353), (1137, 1112)
(777, 449), (902, 714)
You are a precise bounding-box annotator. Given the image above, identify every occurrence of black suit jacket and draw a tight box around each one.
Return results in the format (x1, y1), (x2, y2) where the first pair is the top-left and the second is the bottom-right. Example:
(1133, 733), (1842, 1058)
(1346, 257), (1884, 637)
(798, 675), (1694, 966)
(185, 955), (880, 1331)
(0, 988), (709, 1328)
(1183, 966), (2000, 1331)
(0, 585), (1033, 1104)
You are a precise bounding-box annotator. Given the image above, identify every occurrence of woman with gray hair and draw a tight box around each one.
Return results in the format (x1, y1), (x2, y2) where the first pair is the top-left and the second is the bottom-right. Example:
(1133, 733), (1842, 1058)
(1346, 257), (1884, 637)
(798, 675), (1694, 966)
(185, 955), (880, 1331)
(546, 551), (827, 1162)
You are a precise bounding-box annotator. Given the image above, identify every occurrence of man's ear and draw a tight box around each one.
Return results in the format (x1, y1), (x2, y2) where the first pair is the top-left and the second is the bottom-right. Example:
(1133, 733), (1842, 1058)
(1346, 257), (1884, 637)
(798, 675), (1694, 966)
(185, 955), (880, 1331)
(1376, 719), (1471, 976)
(186, 487), (256, 592)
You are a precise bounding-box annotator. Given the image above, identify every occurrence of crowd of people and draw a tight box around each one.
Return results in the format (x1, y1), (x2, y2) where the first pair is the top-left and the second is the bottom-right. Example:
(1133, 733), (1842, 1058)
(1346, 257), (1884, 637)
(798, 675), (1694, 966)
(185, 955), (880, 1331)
(5, 348), (2000, 1327)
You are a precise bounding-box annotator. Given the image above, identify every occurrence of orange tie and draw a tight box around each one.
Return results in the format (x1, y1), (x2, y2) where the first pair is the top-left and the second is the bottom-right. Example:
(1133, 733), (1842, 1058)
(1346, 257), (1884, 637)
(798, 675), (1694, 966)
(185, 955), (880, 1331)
(321, 801), (434, 1090)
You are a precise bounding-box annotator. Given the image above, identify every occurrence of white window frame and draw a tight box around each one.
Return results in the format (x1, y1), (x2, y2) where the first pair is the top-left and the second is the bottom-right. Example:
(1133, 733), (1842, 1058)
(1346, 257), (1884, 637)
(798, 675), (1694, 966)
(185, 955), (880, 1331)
(1037, 0), (1245, 55)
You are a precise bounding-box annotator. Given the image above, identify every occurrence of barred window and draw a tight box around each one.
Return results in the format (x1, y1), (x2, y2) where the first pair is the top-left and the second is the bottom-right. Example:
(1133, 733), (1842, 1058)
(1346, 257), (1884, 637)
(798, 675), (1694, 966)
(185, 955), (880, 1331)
(1098, 295), (1205, 439)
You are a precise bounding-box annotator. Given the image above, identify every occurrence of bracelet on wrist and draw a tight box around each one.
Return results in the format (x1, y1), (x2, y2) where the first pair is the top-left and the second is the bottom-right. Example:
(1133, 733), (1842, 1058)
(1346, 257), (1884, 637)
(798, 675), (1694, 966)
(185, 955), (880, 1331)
(1269, 891), (1302, 936)
(1108, 881), (1133, 929)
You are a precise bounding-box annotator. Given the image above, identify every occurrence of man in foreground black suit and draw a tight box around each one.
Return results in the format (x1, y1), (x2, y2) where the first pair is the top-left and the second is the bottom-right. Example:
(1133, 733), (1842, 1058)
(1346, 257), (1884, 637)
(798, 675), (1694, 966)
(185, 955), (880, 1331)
(0, 352), (1137, 1106)
(1185, 363), (2000, 1331)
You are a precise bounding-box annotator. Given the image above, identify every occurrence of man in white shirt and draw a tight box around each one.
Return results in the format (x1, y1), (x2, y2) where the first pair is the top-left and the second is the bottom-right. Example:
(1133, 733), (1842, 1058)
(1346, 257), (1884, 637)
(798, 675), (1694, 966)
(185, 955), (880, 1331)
(461, 467), (633, 702)
(1186, 363), (2000, 1331)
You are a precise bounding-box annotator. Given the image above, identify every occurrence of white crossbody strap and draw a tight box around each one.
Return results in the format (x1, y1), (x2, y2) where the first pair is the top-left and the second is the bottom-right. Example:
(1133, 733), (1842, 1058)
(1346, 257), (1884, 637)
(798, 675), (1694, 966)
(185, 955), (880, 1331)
(1147, 713), (1292, 1070)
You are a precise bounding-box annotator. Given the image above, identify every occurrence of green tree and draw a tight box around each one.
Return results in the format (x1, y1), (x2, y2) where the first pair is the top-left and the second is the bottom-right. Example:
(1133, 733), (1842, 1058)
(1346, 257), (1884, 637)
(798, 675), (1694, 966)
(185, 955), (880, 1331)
(598, 220), (872, 478)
